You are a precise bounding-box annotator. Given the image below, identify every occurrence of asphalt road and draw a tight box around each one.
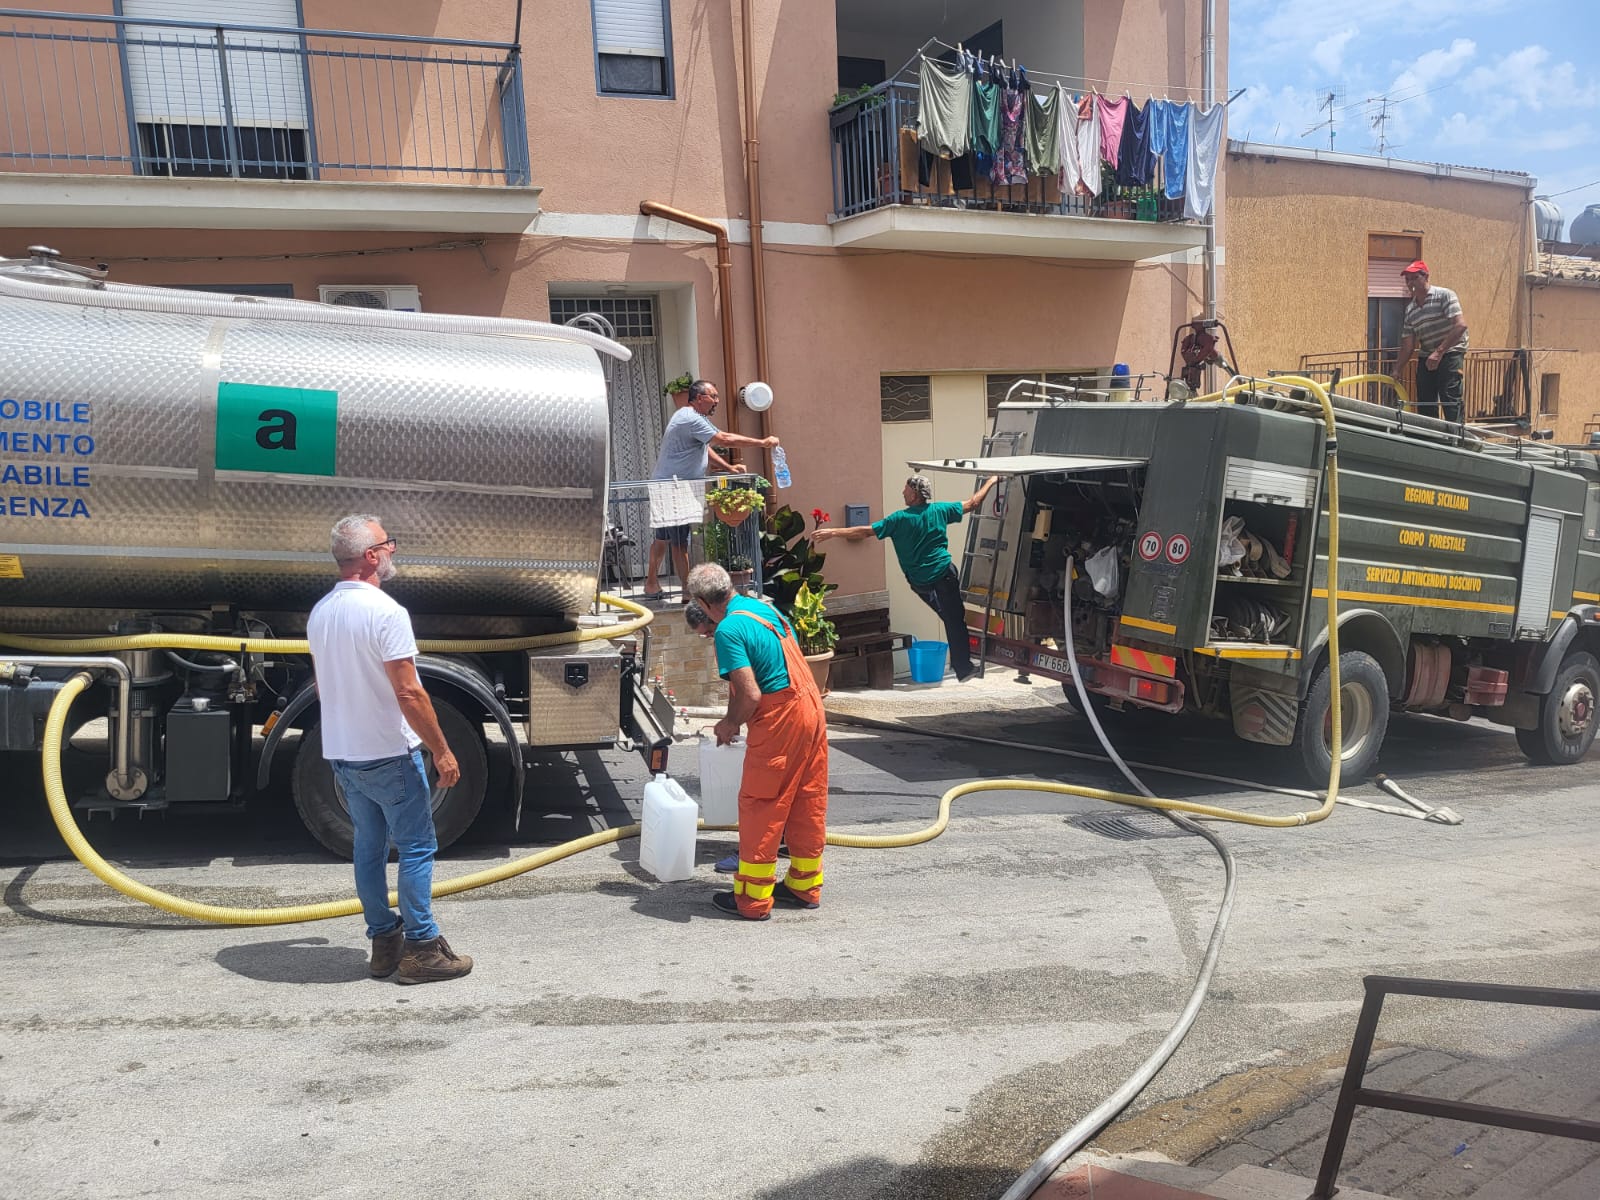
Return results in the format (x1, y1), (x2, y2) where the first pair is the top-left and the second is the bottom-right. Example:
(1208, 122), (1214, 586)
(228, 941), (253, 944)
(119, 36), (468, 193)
(1, 689), (1596, 1199)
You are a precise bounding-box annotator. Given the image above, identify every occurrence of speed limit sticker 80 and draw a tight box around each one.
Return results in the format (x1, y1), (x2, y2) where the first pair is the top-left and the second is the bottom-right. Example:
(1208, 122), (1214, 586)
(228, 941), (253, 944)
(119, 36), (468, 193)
(1165, 533), (1191, 564)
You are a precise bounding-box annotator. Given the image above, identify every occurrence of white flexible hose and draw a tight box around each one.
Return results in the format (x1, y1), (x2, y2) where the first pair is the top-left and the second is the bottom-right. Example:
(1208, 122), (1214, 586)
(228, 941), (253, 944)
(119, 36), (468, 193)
(1000, 560), (1239, 1200)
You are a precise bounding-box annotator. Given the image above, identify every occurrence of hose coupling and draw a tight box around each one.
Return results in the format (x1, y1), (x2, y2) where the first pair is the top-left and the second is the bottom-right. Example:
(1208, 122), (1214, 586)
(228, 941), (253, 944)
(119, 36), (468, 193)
(0, 661), (35, 685)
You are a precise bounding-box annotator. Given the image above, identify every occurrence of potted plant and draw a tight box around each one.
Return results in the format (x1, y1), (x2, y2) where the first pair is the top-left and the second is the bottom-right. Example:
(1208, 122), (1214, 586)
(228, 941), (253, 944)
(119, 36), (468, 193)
(762, 506), (838, 692)
(789, 580), (838, 693)
(727, 554), (755, 590)
(663, 372), (694, 407)
(705, 476), (769, 527)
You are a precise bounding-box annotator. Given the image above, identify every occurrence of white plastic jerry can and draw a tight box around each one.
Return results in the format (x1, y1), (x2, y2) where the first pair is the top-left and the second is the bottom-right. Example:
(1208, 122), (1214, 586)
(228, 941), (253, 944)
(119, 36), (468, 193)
(697, 735), (746, 826)
(639, 773), (697, 882)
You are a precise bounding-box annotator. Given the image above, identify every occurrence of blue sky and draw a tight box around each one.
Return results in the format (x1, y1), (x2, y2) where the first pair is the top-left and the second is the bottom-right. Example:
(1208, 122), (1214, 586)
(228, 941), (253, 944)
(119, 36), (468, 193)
(1228, 0), (1600, 239)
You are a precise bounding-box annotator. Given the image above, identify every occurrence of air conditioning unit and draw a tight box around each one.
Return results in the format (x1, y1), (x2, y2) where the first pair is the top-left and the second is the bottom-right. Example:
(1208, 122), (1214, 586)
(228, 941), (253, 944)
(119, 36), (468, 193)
(317, 284), (421, 312)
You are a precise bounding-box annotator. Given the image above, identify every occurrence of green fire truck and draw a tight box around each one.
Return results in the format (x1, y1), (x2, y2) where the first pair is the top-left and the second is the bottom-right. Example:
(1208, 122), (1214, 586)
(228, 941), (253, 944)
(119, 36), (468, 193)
(915, 382), (1600, 782)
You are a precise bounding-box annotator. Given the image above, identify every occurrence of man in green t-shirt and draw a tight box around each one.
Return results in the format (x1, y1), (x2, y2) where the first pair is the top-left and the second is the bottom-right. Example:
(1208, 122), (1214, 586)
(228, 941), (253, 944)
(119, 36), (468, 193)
(815, 473), (998, 681)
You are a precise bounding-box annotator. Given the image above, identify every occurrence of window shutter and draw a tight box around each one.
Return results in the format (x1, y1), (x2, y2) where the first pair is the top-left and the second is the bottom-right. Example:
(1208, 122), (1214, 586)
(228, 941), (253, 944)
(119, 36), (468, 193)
(594, 0), (666, 56)
(123, 0), (306, 126)
(1367, 258), (1412, 299)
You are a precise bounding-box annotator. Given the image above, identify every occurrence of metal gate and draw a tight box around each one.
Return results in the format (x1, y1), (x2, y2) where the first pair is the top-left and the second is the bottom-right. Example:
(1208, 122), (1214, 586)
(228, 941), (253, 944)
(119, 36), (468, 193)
(552, 295), (664, 582)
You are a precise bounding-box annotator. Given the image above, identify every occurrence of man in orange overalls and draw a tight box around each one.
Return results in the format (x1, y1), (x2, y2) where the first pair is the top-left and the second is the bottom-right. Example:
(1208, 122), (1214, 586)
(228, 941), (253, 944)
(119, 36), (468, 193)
(685, 563), (828, 920)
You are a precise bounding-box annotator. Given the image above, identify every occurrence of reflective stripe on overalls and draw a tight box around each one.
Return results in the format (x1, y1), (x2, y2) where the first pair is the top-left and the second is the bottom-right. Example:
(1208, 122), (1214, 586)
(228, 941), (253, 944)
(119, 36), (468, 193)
(730, 608), (830, 919)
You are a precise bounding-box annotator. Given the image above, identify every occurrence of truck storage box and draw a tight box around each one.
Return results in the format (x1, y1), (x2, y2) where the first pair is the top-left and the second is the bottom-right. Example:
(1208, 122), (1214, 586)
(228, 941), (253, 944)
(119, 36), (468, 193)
(526, 641), (622, 747)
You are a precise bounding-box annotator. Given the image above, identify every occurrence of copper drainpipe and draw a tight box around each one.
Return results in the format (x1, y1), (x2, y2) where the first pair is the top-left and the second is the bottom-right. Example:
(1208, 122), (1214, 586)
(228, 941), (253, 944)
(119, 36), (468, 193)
(739, 0), (770, 388)
(638, 200), (742, 438)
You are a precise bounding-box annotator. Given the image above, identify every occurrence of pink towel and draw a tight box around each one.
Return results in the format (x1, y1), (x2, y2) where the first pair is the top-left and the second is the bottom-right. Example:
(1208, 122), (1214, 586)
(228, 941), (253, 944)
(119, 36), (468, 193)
(1095, 93), (1128, 170)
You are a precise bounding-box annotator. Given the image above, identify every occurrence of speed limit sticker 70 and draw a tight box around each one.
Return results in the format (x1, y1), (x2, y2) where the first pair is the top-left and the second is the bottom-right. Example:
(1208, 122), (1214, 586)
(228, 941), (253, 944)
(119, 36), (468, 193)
(1137, 531), (1163, 561)
(1165, 533), (1192, 564)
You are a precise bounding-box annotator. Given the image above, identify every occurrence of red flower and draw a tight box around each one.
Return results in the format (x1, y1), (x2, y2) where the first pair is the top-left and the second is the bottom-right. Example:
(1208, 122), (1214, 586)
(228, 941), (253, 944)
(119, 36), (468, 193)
(811, 508), (830, 525)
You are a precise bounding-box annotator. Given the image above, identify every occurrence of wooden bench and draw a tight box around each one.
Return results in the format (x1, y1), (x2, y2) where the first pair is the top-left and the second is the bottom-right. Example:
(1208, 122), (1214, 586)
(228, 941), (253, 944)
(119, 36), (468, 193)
(829, 607), (913, 690)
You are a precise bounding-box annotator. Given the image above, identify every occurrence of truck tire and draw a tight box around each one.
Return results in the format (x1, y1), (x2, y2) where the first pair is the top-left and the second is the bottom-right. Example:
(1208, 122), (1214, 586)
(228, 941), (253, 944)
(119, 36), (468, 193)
(291, 699), (488, 859)
(1296, 651), (1390, 783)
(1515, 651), (1599, 766)
(1062, 681), (1149, 725)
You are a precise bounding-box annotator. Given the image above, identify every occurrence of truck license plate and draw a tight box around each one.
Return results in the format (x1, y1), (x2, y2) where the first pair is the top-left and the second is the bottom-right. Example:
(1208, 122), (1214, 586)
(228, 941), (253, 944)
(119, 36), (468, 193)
(1032, 652), (1071, 674)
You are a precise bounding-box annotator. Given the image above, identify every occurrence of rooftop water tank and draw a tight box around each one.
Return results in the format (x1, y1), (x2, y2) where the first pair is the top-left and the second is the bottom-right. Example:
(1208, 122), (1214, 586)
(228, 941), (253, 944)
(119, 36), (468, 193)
(1532, 195), (1563, 242)
(1571, 203), (1600, 246)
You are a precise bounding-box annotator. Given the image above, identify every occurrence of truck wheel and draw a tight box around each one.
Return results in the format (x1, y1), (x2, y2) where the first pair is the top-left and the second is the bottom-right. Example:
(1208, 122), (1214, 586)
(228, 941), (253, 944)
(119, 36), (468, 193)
(1296, 651), (1390, 783)
(1515, 651), (1599, 766)
(291, 699), (488, 859)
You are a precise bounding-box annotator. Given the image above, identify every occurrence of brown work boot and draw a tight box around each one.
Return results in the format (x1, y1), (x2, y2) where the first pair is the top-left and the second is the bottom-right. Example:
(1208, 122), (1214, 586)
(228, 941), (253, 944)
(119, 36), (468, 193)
(396, 935), (474, 985)
(369, 924), (405, 978)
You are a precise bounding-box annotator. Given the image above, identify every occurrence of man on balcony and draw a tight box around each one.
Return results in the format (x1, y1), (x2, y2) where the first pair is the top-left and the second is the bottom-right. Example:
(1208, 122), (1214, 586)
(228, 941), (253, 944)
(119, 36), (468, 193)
(645, 380), (779, 601)
(1394, 261), (1470, 424)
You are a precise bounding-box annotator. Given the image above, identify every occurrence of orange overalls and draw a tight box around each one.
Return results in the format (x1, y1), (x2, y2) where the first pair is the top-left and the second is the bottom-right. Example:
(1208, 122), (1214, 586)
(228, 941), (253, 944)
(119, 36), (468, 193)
(728, 608), (830, 919)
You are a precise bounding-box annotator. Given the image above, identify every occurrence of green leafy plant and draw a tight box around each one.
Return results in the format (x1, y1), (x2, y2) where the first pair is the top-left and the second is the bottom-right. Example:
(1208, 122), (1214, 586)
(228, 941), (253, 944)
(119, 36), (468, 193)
(789, 580), (838, 655)
(761, 505), (835, 619)
(728, 554), (754, 572)
(663, 372), (694, 398)
(830, 83), (884, 111)
(705, 476), (770, 522)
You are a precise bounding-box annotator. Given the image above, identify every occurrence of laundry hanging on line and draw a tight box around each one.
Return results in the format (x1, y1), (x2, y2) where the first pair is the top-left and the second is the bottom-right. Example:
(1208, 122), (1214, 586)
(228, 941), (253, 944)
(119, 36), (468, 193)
(905, 57), (1223, 209)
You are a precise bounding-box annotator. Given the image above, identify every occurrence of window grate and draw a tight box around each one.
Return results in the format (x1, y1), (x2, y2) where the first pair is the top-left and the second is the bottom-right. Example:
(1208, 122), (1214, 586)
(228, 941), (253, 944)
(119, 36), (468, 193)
(880, 375), (932, 422)
(550, 296), (657, 339)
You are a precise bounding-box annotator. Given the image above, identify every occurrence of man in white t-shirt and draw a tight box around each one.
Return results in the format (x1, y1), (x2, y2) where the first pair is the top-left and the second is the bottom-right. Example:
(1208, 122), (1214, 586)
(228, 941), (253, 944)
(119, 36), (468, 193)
(306, 513), (473, 985)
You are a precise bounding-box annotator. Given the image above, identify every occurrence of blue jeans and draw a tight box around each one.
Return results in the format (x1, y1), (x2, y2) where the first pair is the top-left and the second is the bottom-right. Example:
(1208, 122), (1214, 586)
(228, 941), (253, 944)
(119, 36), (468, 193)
(331, 749), (439, 942)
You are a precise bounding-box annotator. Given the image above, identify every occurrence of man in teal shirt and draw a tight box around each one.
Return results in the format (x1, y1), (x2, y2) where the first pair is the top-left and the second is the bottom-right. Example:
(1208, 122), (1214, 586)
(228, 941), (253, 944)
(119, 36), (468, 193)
(815, 473), (998, 681)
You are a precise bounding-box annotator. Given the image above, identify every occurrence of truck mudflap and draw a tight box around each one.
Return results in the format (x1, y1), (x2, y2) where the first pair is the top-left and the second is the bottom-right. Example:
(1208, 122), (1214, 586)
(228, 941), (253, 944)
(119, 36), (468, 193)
(622, 664), (676, 775)
(979, 632), (1186, 712)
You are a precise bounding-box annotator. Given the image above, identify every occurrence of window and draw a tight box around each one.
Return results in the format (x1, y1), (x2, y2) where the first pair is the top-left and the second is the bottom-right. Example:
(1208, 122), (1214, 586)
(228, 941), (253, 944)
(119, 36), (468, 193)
(880, 376), (931, 422)
(121, 0), (310, 179)
(592, 0), (673, 98)
(1541, 373), (1560, 416)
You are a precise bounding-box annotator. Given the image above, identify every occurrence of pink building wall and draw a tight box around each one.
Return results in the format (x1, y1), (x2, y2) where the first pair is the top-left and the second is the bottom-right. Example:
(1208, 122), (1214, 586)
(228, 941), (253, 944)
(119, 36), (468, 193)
(2, 0), (1221, 600)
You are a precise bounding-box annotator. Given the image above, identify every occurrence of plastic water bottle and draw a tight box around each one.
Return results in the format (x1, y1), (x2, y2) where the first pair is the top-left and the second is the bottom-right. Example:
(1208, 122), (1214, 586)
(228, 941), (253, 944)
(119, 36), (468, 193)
(772, 445), (792, 489)
(697, 736), (746, 826)
(639, 773), (697, 882)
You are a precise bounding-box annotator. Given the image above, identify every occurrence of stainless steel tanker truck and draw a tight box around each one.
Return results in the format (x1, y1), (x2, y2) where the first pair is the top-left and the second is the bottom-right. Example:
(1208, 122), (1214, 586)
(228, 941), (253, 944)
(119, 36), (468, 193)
(917, 377), (1600, 782)
(0, 249), (674, 856)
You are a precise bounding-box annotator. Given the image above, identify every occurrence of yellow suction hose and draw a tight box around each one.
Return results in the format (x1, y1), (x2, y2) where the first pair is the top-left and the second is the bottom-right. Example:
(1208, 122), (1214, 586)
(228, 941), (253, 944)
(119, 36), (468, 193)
(26, 377), (1346, 924)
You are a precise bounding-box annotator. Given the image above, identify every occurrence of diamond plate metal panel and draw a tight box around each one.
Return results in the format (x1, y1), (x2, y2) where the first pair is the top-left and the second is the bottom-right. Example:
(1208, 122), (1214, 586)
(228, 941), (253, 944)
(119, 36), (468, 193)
(0, 289), (609, 630)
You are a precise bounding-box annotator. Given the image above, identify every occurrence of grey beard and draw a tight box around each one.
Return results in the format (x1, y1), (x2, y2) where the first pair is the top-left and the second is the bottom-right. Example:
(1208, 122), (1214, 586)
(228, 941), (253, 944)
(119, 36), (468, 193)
(376, 558), (397, 583)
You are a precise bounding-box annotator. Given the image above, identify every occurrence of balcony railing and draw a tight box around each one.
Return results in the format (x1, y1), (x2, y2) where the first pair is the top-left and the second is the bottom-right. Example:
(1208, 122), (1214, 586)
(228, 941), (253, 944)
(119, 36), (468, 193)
(606, 475), (766, 607)
(1298, 347), (1532, 427)
(829, 80), (1187, 223)
(0, 8), (528, 185)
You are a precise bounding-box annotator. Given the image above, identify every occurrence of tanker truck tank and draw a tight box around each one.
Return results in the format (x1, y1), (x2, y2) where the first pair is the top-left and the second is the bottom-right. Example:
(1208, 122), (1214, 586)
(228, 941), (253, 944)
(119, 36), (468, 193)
(0, 252), (678, 859)
(0, 254), (629, 635)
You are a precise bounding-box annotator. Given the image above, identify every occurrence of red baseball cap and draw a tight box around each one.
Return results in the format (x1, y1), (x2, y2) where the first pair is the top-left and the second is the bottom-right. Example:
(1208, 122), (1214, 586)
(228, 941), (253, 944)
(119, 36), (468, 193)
(1401, 260), (1429, 275)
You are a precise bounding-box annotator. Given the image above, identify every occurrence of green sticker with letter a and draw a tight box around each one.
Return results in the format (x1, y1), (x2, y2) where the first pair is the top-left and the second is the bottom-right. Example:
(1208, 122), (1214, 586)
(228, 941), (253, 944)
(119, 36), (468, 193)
(215, 382), (338, 476)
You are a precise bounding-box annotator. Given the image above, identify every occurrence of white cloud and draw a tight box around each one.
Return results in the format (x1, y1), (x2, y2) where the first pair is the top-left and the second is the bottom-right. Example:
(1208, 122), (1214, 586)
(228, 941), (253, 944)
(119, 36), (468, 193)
(1434, 111), (1492, 148)
(1312, 28), (1359, 76)
(1233, 0), (1511, 64)
(1463, 45), (1600, 112)
(1227, 83), (1332, 145)
(1522, 123), (1595, 153)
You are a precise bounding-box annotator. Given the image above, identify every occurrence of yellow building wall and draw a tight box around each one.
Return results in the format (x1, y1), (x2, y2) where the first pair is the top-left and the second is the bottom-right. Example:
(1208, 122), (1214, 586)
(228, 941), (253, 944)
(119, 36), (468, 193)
(1532, 284), (1600, 444)
(1225, 153), (1530, 376)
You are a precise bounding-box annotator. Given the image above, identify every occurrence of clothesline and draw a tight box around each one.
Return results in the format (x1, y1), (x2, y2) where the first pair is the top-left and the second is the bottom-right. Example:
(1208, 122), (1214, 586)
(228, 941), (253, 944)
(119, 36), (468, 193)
(910, 54), (1227, 219)
(916, 35), (1215, 100)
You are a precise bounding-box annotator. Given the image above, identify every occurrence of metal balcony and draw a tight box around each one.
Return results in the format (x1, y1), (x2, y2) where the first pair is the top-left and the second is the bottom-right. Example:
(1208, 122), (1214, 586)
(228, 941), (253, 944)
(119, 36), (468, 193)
(0, 8), (538, 232)
(828, 80), (1208, 262)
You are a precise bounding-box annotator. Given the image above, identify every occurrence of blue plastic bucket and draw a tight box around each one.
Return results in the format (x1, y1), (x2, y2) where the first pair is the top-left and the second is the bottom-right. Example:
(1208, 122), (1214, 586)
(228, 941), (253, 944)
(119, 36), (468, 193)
(909, 639), (947, 684)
